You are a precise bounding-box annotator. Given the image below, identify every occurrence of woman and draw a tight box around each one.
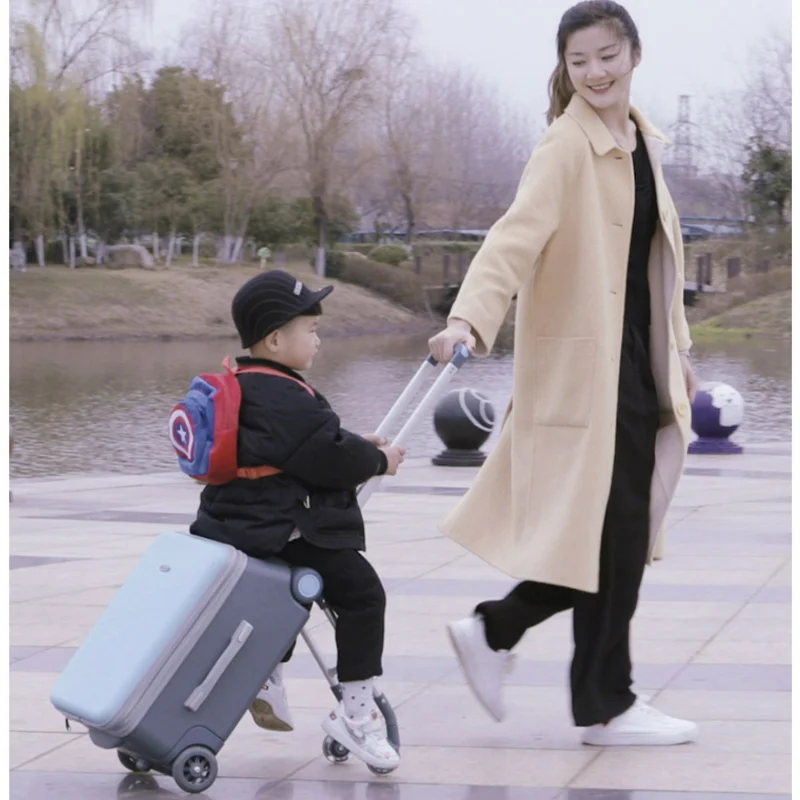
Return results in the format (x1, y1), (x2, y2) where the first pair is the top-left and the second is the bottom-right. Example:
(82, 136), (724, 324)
(428, 0), (698, 747)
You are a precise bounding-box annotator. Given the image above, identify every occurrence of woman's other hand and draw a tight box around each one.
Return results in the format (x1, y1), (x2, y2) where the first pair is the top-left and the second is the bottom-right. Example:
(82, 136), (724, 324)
(680, 352), (697, 403)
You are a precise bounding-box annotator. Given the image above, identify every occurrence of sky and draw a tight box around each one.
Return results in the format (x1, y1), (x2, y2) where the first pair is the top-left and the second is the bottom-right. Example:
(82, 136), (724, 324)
(146, 0), (791, 132)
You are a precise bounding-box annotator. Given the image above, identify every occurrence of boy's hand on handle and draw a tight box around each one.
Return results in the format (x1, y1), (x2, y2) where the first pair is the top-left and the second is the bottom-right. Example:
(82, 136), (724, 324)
(362, 433), (388, 446)
(380, 445), (406, 476)
(428, 318), (476, 364)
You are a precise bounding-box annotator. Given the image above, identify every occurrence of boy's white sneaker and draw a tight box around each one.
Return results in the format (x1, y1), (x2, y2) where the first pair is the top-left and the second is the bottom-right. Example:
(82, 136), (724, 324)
(447, 616), (515, 722)
(581, 698), (698, 746)
(249, 672), (294, 732)
(321, 705), (400, 770)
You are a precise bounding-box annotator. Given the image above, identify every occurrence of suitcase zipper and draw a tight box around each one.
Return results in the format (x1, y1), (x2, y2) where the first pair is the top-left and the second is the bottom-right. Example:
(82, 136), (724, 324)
(105, 546), (248, 738)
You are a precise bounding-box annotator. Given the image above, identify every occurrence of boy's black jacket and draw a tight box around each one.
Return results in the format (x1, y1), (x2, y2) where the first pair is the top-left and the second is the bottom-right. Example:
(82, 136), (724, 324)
(190, 356), (388, 557)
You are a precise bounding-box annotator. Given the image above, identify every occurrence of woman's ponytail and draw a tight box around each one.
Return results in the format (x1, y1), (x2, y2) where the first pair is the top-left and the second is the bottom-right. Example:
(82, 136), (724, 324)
(546, 60), (574, 125)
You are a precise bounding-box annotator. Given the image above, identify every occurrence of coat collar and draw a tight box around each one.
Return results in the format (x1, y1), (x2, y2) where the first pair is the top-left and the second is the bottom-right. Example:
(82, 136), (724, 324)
(235, 356), (307, 385)
(563, 93), (669, 157)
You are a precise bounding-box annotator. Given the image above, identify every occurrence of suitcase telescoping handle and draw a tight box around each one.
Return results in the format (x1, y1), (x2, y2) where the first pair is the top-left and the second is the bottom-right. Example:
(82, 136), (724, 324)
(357, 344), (471, 508)
(184, 620), (253, 712)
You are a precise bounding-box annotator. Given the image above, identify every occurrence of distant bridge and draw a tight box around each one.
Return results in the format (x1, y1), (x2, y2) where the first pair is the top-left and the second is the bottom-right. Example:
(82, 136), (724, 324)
(343, 217), (747, 245)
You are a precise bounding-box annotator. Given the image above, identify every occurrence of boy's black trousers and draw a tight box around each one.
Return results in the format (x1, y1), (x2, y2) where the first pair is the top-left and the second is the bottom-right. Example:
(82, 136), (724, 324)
(476, 321), (662, 727)
(278, 538), (386, 683)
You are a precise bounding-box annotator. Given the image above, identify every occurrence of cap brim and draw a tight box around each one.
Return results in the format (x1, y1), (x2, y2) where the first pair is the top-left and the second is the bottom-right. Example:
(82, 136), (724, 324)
(302, 285), (334, 312)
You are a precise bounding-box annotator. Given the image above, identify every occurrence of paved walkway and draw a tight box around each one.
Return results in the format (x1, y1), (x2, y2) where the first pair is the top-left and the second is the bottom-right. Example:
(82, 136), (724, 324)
(9, 442), (791, 799)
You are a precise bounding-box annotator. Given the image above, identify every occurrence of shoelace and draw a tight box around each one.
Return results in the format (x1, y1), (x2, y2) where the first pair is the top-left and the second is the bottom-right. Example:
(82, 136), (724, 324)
(629, 700), (665, 719)
(502, 652), (517, 674)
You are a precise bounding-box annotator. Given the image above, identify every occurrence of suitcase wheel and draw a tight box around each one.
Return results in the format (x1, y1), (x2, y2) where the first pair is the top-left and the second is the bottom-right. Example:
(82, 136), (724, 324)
(171, 746), (218, 794)
(367, 763), (398, 776)
(322, 735), (350, 763)
(117, 750), (151, 773)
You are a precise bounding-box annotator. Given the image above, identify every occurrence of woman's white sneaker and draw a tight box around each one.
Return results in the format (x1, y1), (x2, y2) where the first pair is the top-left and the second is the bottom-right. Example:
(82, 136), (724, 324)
(581, 698), (698, 746)
(321, 705), (400, 769)
(447, 616), (515, 722)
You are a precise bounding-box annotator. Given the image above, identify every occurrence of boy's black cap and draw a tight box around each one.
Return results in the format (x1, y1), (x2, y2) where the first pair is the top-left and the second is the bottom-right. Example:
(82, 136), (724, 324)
(232, 270), (334, 348)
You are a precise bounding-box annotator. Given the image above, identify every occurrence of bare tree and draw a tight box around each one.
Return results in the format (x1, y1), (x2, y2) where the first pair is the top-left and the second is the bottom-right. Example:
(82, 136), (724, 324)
(376, 45), (458, 244)
(259, 0), (412, 275)
(10, 0), (153, 89)
(418, 64), (534, 232)
(695, 31), (790, 217)
(742, 32), (791, 151)
(182, 0), (297, 263)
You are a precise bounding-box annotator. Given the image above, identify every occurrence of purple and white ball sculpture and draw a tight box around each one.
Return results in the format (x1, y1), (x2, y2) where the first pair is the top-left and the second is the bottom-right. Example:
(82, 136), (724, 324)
(689, 381), (744, 454)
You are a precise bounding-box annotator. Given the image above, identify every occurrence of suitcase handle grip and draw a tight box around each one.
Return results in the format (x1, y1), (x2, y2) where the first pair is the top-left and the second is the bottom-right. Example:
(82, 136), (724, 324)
(184, 620), (253, 712)
(357, 344), (471, 507)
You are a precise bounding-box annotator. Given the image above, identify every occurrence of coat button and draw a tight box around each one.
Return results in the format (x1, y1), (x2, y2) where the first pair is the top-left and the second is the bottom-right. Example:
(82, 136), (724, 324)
(677, 402), (689, 416)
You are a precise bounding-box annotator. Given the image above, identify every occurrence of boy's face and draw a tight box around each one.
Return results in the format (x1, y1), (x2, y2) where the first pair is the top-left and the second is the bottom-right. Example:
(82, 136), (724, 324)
(266, 315), (321, 371)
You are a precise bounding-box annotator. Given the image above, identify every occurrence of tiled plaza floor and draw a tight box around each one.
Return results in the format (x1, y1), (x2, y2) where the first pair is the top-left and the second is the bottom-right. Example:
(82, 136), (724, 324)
(8, 442), (792, 798)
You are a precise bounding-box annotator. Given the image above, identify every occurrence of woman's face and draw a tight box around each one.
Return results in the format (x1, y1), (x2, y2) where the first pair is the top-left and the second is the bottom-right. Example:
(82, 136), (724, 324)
(564, 23), (639, 113)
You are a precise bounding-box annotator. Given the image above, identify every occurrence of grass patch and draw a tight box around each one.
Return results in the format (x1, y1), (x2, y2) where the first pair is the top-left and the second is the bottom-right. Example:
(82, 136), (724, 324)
(689, 290), (790, 341)
(9, 266), (162, 307)
(10, 260), (427, 341)
(689, 320), (762, 342)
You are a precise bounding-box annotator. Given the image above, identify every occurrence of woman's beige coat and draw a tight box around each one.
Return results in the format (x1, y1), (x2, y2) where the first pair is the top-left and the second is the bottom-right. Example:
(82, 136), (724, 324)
(441, 93), (692, 593)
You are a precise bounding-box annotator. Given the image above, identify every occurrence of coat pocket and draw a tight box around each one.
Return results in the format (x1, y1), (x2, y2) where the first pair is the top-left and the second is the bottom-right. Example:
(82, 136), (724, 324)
(533, 337), (596, 427)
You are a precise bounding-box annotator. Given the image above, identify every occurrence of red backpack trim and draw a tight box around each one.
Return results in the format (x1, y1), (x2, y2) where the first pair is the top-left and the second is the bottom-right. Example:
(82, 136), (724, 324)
(228, 358), (314, 480)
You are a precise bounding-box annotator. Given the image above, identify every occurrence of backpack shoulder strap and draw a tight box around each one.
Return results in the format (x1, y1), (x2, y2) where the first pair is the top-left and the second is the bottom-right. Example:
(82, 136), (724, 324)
(222, 357), (315, 397)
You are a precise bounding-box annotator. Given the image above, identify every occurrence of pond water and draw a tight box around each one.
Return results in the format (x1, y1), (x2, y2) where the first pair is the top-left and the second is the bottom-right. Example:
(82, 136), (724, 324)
(9, 334), (790, 478)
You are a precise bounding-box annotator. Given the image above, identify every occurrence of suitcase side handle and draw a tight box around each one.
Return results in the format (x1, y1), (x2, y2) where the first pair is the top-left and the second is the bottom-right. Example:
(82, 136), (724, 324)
(184, 620), (254, 712)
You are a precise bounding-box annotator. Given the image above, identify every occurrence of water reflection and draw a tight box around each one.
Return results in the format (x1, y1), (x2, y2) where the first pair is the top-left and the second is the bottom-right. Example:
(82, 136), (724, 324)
(10, 335), (790, 478)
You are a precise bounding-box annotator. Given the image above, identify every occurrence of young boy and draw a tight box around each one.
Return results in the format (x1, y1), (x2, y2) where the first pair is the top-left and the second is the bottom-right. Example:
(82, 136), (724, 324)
(190, 270), (405, 770)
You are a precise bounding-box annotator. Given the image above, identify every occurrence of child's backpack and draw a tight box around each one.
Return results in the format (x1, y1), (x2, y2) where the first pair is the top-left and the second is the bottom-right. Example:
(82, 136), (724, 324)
(168, 357), (314, 485)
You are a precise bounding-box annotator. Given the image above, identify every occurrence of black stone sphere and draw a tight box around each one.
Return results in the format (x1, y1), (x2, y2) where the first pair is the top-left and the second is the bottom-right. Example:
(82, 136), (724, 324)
(432, 388), (495, 467)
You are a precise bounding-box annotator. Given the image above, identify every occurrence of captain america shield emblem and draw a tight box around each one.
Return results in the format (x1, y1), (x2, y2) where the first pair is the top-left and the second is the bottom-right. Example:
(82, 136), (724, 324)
(169, 407), (195, 461)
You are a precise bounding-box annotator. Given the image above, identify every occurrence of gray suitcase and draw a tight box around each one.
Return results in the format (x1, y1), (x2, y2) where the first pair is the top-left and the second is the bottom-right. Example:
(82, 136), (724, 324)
(51, 531), (322, 792)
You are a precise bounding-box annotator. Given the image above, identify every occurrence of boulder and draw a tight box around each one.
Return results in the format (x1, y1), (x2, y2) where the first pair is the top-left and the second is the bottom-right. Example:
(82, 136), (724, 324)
(104, 244), (156, 269)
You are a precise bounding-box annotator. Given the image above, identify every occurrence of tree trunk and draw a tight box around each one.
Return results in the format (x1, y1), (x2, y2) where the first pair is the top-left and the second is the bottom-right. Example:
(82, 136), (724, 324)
(76, 187), (88, 260)
(153, 232), (160, 261)
(68, 236), (76, 269)
(193, 234), (201, 266)
(314, 247), (326, 277)
(223, 235), (236, 263)
(12, 240), (26, 272)
(165, 232), (176, 267)
(60, 235), (68, 266)
(313, 195), (328, 277)
(96, 240), (105, 265)
(234, 213), (250, 263)
(231, 237), (244, 264)
(35, 234), (45, 268)
(402, 193), (415, 245)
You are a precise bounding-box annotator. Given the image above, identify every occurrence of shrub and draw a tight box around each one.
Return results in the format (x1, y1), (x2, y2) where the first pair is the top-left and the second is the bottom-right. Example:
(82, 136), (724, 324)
(309, 250), (347, 278)
(368, 244), (410, 267)
(442, 242), (477, 254)
(335, 256), (427, 312)
(43, 239), (66, 265)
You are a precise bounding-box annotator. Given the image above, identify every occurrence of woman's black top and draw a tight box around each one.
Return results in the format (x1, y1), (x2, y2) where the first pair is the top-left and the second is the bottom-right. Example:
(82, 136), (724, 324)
(624, 126), (659, 332)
